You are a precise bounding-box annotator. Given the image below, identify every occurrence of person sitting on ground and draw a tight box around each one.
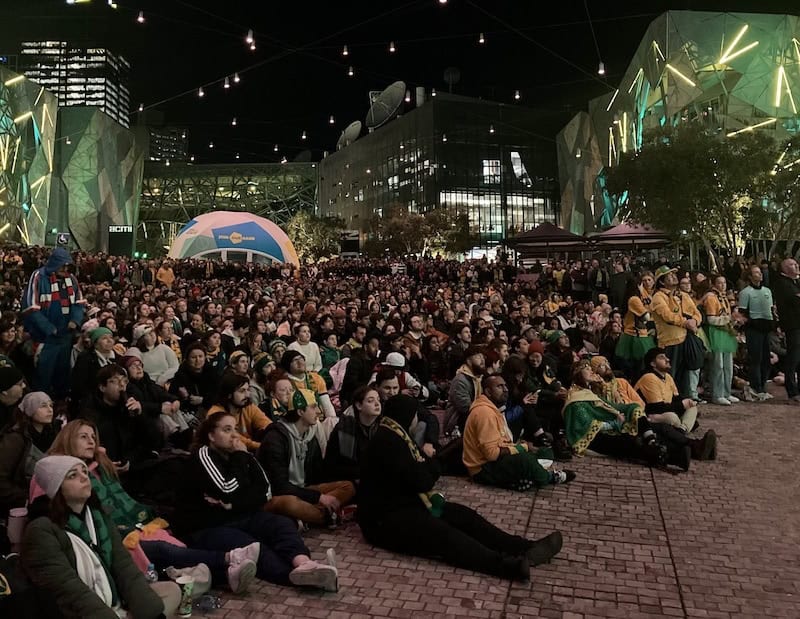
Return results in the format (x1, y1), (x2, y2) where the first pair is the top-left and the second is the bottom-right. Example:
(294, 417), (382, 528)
(36, 419), (259, 595)
(463, 374), (575, 491)
(227, 350), (251, 378)
(324, 385), (382, 483)
(444, 346), (485, 434)
(287, 322), (323, 373)
(206, 371), (271, 452)
(168, 341), (219, 425)
(175, 410), (339, 591)
(249, 351), (276, 407)
(634, 348), (699, 433)
(81, 365), (162, 472)
(358, 393), (564, 582)
(23, 455), (181, 618)
(204, 329), (228, 376)
(0, 392), (59, 514)
(128, 324), (179, 387)
(258, 389), (356, 527)
(70, 326), (118, 413)
(339, 334), (380, 407)
(374, 370), (439, 457)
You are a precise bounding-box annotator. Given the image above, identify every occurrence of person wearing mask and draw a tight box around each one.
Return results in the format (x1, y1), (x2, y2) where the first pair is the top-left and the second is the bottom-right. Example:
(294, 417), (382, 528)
(258, 389), (356, 527)
(21, 247), (86, 398)
(358, 394), (564, 582)
(324, 385), (382, 483)
(444, 346), (485, 434)
(207, 372), (271, 452)
(463, 374), (575, 491)
(0, 392), (59, 514)
(23, 455), (180, 618)
(738, 265), (776, 400)
(772, 258), (800, 403)
(176, 411), (339, 592)
(0, 365), (26, 430)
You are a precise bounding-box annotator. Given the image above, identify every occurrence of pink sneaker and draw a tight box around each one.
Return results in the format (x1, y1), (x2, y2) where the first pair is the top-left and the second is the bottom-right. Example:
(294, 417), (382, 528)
(288, 560), (338, 592)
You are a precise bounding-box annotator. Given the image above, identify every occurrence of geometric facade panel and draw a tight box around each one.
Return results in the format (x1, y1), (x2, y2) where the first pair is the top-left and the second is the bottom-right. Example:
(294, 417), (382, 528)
(557, 11), (800, 234)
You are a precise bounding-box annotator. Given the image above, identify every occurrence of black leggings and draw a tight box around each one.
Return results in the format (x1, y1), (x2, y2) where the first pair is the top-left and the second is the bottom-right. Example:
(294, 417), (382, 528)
(361, 502), (527, 578)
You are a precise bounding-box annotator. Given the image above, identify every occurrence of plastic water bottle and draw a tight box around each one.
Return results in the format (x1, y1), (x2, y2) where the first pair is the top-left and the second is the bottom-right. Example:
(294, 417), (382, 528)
(145, 563), (158, 584)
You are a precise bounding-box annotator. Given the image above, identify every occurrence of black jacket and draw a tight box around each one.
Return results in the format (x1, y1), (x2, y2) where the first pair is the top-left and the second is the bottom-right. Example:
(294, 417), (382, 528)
(168, 363), (219, 416)
(257, 421), (324, 505)
(126, 373), (177, 419)
(173, 446), (271, 535)
(70, 351), (118, 413)
(340, 348), (376, 404)
(323, 413), (380, 482)
(357, 423), (442, 531)
(773, 274), (800, 331)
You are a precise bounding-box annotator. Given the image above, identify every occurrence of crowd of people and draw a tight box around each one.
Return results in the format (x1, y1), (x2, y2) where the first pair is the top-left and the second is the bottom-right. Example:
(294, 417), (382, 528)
(0, 243), (797, 618)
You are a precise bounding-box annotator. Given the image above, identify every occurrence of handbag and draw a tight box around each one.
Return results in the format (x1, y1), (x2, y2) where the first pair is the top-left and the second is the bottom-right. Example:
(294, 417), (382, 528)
(682, 332), (706, 371)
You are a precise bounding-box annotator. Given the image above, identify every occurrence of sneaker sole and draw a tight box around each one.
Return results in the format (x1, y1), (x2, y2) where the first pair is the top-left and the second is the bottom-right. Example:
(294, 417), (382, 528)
(289, 565), (339, 592)
(230, 560), (257, 595)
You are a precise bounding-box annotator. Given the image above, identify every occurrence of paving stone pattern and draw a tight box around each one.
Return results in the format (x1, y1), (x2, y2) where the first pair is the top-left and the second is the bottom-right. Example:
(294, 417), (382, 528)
(194, 396), (800, 618)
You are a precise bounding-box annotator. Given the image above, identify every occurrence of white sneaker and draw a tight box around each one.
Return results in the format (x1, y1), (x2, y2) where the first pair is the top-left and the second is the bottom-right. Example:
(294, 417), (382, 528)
(763, 392), (774, 400)
(712, 397), (732, 406)
(227, 558), (256, 594)
(755, 392), (769, 401)
(165, 563), (211, 597)
(289, 560), (339, 592)
(727, 395), (740, 403)
(229, 542), (260, 566)
(326, 548), (337, 569)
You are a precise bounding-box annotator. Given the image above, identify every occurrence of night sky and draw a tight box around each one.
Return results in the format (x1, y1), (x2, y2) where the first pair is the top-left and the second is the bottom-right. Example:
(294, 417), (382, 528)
(1, 0), (796, 164)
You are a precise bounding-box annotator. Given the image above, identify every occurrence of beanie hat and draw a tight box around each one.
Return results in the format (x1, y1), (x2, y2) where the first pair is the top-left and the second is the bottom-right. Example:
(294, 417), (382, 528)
(269, 338), (287, 356)
(34, 455), (86, 499)
(253, 351), (275, 375)
(545, 329), (566, 345)
(132, 324), (153, 343)
(384, 352), (406, 368)
(288, 388), (317, 412)
(280, 349), (304, 373)
(0, 365), (25, 392)
(528, 339), (545, 356)
(229, 350), (249, 367)
(20, 391), (52, 418)
(81, 318), (100, 333)
(89, 327), (113, 345)
(121, 351), (144, 370)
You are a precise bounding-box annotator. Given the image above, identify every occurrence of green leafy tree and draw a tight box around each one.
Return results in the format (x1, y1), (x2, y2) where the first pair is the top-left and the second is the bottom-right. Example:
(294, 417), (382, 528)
(367, 205), (477, 257)
(286, 211), (345, 262)
(606, 122), (775, 268)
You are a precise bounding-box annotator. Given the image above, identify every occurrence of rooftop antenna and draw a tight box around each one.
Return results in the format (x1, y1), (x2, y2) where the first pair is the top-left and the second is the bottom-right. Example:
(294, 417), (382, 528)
(365, 80), (406, 131)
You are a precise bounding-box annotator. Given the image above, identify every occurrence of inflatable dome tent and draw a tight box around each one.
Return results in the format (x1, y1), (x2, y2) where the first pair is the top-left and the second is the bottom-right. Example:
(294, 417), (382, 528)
(167, 211), (299, 266)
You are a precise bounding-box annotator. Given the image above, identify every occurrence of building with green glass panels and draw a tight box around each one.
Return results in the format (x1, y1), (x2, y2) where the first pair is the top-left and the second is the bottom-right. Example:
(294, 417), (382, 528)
(557, 10), (800, 234)
(138, 161), (317, 257)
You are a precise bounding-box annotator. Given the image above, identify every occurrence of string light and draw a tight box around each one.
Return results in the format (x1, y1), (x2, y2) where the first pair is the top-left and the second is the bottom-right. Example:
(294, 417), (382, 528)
(598, 61), (606, 75)
(404, 89), (411, 103)
(198, 87), (204, 98)
(329, 115), (335, 124)
(342, 45), (349, 56)
(442, 133), (447, 142)
(439, 0), (447, 4)
(249, 41), (256, 51)
(347, 66), (354, 77)
(281, 156), (288, 164)
(489, 124), (495, 134)
(389, 41), (396, 53)
(223, 77), (230, 89)
(233, 73), (240, 83)
(431, 88), (437, 97)
(138, 103), (144, 112)
(478, 32), (485, 44)
(274, 144), (279, 152)
(165, 159), (170, 166)
(235, 153), (240, 160)
(181, 131), (186, 139)
(514, 90), (520, 100)
(245, 29), (254, 45)
(231, 117), (237, 126)
(136, 11), (144, 24)
(301, 130), (307, 140)
(190, 155), (195, 162)
(208, 141), (214, 149)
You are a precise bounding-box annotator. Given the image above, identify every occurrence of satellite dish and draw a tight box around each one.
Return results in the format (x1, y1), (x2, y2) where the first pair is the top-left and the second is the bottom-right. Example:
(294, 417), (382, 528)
(365, 80), (406, 129)
(336, 120), (362, 150)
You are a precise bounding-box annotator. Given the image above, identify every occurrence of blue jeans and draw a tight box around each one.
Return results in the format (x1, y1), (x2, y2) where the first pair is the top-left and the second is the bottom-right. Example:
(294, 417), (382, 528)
(35, 334), (73, 398)
(139, 541), (227, 586)
(188, 512), (308, 585)
(784, 329), (800, 398)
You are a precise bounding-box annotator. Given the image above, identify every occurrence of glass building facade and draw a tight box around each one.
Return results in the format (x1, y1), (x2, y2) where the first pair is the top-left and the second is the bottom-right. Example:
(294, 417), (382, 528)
(19, 41), (131, 128)
(318, 94), (559, 247)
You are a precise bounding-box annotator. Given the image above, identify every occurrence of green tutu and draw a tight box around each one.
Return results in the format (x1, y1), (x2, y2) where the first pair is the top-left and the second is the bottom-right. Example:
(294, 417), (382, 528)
(704, 325), (738, 354)
(615, 332), (656, 360)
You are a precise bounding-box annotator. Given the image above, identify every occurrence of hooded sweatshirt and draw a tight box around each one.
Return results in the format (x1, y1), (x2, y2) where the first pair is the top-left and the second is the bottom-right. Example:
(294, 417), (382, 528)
(258, 420), (324, 504)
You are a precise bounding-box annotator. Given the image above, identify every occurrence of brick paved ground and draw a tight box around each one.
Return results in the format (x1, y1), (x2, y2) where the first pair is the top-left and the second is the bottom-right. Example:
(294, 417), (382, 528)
(194, 393), (800, 619)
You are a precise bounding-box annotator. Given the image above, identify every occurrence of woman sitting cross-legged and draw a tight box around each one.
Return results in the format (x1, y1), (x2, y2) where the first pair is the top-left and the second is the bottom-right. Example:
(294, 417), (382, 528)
(323, 385), (382, 484)
(357, 394), (564, 582)
(173, 410), (340, 592)
(258, 389), (356, 527)
(22, 455), (182, 619)
(34, 419), (260, 595)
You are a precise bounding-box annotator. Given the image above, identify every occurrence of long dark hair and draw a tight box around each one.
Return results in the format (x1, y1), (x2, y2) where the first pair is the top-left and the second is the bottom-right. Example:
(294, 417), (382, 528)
(213, 371), (250, 408)
(48, 480), (102, 528)
(191, 409), (235, 452)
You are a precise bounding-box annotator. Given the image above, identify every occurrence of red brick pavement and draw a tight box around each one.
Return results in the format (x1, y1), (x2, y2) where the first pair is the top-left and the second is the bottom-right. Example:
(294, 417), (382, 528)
(193, 396), (800, 619)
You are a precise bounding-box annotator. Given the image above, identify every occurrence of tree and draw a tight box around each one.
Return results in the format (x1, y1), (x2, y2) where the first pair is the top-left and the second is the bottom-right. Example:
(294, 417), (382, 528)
(286, 211), (345, 262)
(606, 122), (776, 267)
(367, 205), (477, 257)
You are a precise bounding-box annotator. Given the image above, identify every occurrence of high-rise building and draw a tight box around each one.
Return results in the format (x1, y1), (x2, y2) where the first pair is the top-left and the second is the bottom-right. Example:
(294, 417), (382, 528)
(18, 41), (131, 127)
(138, 110), (189, 162)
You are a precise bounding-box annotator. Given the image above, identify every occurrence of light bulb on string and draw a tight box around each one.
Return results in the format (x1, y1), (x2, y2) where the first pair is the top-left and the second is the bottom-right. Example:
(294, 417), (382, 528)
(198, 87), (204, 98)
(431, 88), (437, 97)
(478, 32), (485, 44)
(233, 73), (240, 83)
(347, 66), (354, 77)
(235, 153), (240, 160)
(190, 155), (195, 162)
(342, 45), (349, 56)
(439, 0), (447, 4)
(245, 29), (254, 45)
(136, 11), (144, 24)
(138, 103), (144, 112)
(281, 156), (287, 164)
(208, 141), (214, 149)
(301, 130), (307, 140)
(273, 144), (279, 152)
(489, 124), (495, 134)
(223, 77), (230, 89)
(598, 61), (605, 75)
(165, 159), (170, 166)
(514, 89), (520, 100)
(389, 41), (396, 53)
(231, 117), (237, 126)
(442, 133), (447, 142)
(250, 42), (256, 51)
(181, 131), (186, 139)
(329, 115), (335, 125)
(404, 89), (411, 103)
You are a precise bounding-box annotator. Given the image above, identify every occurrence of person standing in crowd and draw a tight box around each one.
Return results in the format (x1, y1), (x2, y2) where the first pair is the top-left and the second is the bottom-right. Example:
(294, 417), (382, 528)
(772, 258), (800, 403)
(738, 265), (775, 400)
(21, 247), (85, 398)
(700, 274), (740, 405)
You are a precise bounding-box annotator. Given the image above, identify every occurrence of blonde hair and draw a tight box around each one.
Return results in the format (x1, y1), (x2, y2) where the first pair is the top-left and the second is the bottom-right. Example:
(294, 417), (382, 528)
(48, 419), (118, 479)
